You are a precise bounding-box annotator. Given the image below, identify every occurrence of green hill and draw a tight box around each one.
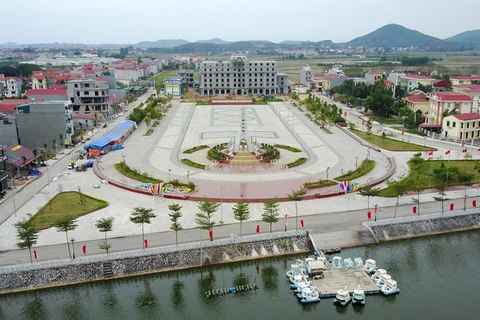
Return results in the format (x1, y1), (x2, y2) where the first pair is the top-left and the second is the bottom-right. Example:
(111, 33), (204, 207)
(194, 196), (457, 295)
(445, 30), (480, 45)
(346, 24), (447, 48)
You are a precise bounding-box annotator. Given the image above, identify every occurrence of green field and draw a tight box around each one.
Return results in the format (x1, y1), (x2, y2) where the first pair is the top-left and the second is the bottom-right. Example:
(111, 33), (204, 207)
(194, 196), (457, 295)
(152, 71), (179, 84)
(351, 129), (436, 151)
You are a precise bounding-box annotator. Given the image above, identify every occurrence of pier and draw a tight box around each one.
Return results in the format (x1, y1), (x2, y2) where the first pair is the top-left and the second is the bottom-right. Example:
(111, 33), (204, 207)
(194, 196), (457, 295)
(312, 268), (380, 298)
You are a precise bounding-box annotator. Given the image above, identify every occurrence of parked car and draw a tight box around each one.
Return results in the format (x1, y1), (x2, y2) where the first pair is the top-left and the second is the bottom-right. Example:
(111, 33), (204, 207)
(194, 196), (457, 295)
(67, 163), (77, 170)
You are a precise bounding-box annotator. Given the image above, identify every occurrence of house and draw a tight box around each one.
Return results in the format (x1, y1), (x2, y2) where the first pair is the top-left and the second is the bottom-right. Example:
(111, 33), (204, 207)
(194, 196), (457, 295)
(449, 75), (480, 86)
(403, 95), (429, 115)
(3, 144), (42, 174)
(67, 79), (110, 118)
(31, 74), (48, 89)
(71, 114), (95, 131)
(400, 74), (435, 93)
(384, 80), (395, 97)
(0, 99), (32, 115)
(442, 113), (480, 140)
(387, 72), (406, 86)
(415, 67), (438, 77)
(433, 80), (451, 92)
(453, 84), (480, 113)
(26, 88), (68, 102)
(312, 74), (347, 94)
(300, 65), (313, 87)
(164, 78), (185, 97)
(409, 89), (427, 99)
(0, 114), (19, 147)
(365, 71), (382, 85)
(2, 77), (22, 97)
(422, 92), (473, 129)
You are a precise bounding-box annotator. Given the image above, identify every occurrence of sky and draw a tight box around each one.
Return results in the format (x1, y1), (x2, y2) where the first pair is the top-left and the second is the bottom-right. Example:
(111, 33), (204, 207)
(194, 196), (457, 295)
(1, 0), (479, 44)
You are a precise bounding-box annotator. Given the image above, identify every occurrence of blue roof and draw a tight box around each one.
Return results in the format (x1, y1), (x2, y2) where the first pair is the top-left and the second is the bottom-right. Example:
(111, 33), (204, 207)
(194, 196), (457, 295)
(84, 120), (136, 150)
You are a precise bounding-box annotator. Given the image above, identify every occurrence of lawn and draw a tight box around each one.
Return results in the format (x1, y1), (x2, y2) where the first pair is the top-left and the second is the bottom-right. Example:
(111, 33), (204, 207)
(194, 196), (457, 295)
(152, 71), (179, 85)
(351, 129), (436, 151)
(335, 159), (375, 181)
(29, 192), (108, 229)
(114, 161), (163, 184)
(379, 159), (480, 196)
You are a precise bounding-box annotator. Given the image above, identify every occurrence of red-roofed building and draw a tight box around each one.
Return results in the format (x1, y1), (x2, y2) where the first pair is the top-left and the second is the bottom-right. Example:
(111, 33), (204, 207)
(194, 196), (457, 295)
(25, 89), (68, 102)
(3, 145), (42, 171)
(450, 75), (480, 86)
(49, 83), (66, 90)
(365, 71), (382, 85)
(410, 90), (427, 99)
(0, 99), (30, 114)
(403, 95), (429, 115)
(31, 74), (47, 89)
(442, 113), (480, 140)
(433, 79), (451, 92)
(453, 84), (480, 113)
(425, 92), (473, 126)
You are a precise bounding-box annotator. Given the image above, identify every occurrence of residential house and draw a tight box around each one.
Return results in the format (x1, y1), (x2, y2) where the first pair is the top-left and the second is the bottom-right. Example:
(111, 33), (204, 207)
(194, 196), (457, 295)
(71, 114), (95, 131)
(3, 144), (42, 175)
(387, 72), (406, 86)
(403, 95), (429, 115)
(300, 65), (313, 87)
(449, 75), (480, 86)
(31, 74), (48, 89)
(442, 113), (480, 140)
(67, 79), (110, 118)
(384, 80), (395, 97)
(453, 84), (480, 113)
(177, 69), (195, 88)
(164, 78), (185, 97)
(365, 71), (382, 85)
(2, 77), (22, 97)
(422, 92), (473, 129)
(415, 67), (438, 77)
(313, 74), (347, 94)
(0, 114), (19, 147)
(400, 74), (435, 93)
(433, 80), (451, 92)
(0, 99), (32, 115)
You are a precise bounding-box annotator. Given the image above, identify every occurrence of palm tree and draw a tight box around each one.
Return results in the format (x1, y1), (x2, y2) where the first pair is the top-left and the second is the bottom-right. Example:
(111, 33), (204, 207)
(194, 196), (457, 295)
(262, 198), (280, 233)
(232, 201), (250, 237)
(53, 214), (78, 259)
(359, 186), (381, 217)
(195, 199), (220, 241)
(168, 204), (183, 246)
(96, 217), (114, 254)
(14, 218), (39, 263)
(130, 207), (157, 250)
(287, 189), (307, 231)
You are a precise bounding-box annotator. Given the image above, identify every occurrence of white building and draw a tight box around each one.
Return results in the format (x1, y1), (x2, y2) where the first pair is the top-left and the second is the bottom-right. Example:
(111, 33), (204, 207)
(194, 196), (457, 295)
(2, 77), (22, 97)
(442, 113), (480, 140)
(300, 65), (313, 86)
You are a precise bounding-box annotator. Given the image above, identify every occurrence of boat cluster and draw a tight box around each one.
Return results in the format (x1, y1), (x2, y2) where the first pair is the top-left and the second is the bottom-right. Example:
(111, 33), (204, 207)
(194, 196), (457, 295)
(286, 259), (321, 304)
(330, 256), (364, 269)
(370, 268), (400, 296)
(204, 283), (258, 298)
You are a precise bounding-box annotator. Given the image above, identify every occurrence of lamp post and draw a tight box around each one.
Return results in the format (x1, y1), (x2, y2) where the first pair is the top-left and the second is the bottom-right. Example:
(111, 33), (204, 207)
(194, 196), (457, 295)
(284, 211), (288, 232)
(220, 186), (225, 224)
(70, 238), (76, 259)
(187, 170), (190, 183)
(374, 204), (378, 222)
(168, 168), (171, 182)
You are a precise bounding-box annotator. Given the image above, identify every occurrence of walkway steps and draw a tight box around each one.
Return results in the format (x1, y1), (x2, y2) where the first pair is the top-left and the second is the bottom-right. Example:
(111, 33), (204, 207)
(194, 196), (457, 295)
(102, 262), (114, 278)
(230, 151), (260, 165)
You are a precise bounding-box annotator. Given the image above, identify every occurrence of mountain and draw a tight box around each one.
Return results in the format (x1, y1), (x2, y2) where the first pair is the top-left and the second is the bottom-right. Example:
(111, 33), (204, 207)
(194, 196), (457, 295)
(279, 40), (305, 45)
(346, 24), (447, 48)
(445, 30), (480, 45)
(196, 38), (230, 45)
(135, 39), (189, 48)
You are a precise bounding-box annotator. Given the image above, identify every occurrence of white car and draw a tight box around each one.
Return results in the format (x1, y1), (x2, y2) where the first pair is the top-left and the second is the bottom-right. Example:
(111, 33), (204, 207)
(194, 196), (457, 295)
(67, 163), (77, 170)
(118, 112), (124, 116)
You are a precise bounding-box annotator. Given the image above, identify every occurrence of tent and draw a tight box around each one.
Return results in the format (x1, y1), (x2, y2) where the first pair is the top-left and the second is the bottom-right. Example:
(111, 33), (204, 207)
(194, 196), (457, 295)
(84, 120), (136, 153)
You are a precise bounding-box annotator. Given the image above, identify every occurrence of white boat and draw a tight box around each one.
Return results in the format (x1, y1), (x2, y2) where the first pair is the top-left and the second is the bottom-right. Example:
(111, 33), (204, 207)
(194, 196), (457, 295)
(354, 257), (364, 268)
(343, 258), (354, 268)
(300, 287), (320, 304)
(352, 285), (365, 305)
(290, 274), (308, 288)
(333, 286), (351, 306)
(296, 284), (315, 297)
(381, 279), (400, 295)
(376, 274), (391, 287)
(332, 256), (343, 269)
(371, 268), (387, 283)
(294, 280), (313, 293)
(363, 259), (377, 274)
(286, 260), (305, 278)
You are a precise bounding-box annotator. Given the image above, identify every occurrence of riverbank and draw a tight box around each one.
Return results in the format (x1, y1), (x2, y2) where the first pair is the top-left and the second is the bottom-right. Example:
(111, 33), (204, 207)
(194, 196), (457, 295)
(0, 231), (313, 295)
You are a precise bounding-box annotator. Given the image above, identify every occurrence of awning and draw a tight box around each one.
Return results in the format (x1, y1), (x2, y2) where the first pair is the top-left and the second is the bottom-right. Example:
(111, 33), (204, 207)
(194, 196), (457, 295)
(419, 124), (442, 129)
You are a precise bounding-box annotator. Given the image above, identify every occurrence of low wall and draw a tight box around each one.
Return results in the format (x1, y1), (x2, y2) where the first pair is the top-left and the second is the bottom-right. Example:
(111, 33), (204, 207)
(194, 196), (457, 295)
(0, 231), (313, 294)
(364, 209), (480, 242)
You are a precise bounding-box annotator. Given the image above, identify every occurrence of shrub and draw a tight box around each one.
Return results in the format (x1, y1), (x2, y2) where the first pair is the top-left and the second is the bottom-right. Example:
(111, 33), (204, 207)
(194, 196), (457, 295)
(303, 180), (337, 189)
(181, 159), (206, 169)
(183, 145), (209, 154)
(208, 143), (227, 160)
(260, 143), (280, 160)
(144, 128), (154, 136)
(274, 144), (301, 153)
(335, 159), (375, 180)
(286, 157), (308, 168)
(114, 161), (163, 183)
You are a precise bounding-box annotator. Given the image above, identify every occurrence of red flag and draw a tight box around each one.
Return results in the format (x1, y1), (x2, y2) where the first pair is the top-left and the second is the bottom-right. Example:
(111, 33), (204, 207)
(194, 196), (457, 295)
(413, 206), (417, 214)
(473, 200), (477, 208)
(478, 148), (480, 152)
(449, 203), (454, 211)
(144, 239), (148, 248)
(367, 211), (371, 220)
(462, 148), (467, 153)
(82, 245), (86, 255)
(33, 250), (37, 260)
(427, 151), (433, 157)
(255, 225), (260, 233)
(462, 140), (465, 147)
(300, 219), (304, 228)
(445, 149), (450, 155)
(209, 230), (213, 240)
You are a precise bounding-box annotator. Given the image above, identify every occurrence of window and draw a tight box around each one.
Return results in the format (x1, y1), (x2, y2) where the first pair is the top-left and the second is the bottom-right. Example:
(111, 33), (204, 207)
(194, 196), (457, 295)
(461, 123), (464, 129)
(455, 103), (460, 111)
(452, 122), (456, 127)
(74, 84), (78, 88)
(95, 91), (99, 96)
(446, 121), (450, 126)
(84, 83), (90, 88)
(467, 122), (470, 129)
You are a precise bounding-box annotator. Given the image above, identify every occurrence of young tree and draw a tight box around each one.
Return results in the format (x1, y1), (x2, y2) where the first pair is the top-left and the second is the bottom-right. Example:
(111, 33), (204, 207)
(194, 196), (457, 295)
(52, 139), (56, 156)
(386, 179), (407, 219)
(287, 188), (307, 231)
(168, 203), (183, 246)
(95, 217), (114, 254)
(359, 186), (380, 216)
(32, 149), (38, 165)
(410, 175), (425, 216)
(59, 134), (64, 153)
(262, 198), (280, 233)
(130, 207), (157, 250)
(195, 199), (220, 241)
(365, 119), (373, 134)
(232, 201), (250, 237)
(54, 214), (78, 259)
(145, 115), (151, 127)
(14, 218), (39, 263)
(458, 171), (474, 210)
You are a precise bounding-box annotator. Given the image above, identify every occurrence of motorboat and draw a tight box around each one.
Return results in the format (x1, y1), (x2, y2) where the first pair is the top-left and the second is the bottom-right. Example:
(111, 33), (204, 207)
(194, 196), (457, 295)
(300, 287), (321, 304)
(352, 285), (365, 305)
(381, 279), (400, 295)
(354, 257), (364, 268)
(333, 287), (351, 306)
(332, 256), (343, 269)
(376, 274), (391, 287)
(363, 259), (377, 274)
(343, 258), (354, 268)
(322, 247), (341, 254)
(371, 269), (387, 283)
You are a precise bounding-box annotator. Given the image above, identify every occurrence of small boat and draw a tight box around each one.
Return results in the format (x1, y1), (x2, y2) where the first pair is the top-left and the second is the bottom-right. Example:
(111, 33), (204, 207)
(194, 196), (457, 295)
(332, 256), (343, 269)
(354, 257), (364, 268)
(352, 285), (366, 305)
(381, 279), (400, 296)
(363, 259), (377, 274)
(296, 284), (315, 298)
(286, 260), (305, 278)
(376, 274), (391, 287)
(343, 258), (354, 268)
(300, 287), (320, 304)
(294, 280), (313, 293)
(322, 247), (341, 254)
(289, 273), (307, 284)
(371, 269), (387, 283)
(333, 287), (351, 306)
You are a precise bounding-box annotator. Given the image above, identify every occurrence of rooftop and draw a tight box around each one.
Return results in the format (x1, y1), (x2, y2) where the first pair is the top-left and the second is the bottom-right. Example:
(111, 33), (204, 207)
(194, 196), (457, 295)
(453, 113), (480, 121)
(404, 73), (433, 80)
(431, 92), (472, 101)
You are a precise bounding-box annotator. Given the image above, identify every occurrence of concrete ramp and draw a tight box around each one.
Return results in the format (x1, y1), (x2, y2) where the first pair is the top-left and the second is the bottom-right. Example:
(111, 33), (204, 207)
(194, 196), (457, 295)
(310, 229), (376, 250)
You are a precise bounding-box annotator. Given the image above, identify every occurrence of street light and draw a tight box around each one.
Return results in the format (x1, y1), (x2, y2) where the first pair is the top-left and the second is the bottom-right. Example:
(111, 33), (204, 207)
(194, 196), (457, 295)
(220, 186), (225, 224)
(374, 204), (378, 222)
(168, 168), (171, 182)
(187, 170), (190, 183)
(284, 211), (288, 232)
(70, 238), (76, 259)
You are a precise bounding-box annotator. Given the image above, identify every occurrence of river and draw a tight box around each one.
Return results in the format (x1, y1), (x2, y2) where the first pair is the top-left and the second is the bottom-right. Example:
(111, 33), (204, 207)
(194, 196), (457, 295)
(0, 230), (479, 320)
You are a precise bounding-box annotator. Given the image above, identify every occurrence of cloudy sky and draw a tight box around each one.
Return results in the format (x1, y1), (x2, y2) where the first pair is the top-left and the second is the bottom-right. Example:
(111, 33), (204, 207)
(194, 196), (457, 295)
(2, 0), (478, 44)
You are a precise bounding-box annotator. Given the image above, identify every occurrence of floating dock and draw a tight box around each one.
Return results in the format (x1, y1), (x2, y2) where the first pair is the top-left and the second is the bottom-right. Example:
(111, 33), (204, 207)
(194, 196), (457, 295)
(205, 283), (258, 298)
(312, 268), (380, 298)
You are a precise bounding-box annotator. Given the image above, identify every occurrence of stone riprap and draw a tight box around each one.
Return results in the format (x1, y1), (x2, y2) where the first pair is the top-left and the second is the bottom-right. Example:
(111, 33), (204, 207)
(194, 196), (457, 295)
(364, 210), (480, 242)
(0, 232), (313, 294)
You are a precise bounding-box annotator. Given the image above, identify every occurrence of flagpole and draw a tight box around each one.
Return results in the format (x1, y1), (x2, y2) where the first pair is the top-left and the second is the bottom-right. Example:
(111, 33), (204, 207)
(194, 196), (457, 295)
(429, 156), (433, 189)
(446, 152), (451, 189)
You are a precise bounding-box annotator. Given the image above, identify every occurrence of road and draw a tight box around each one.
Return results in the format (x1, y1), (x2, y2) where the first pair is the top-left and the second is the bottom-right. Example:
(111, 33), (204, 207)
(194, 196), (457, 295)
(0, 90), (155, 226)
(0, 196), (474, 266)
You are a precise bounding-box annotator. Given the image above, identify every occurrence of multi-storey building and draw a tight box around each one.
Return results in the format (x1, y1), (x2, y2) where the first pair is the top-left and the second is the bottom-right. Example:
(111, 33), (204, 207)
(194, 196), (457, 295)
(177, 70), (195, 88)
(2, 77), (22, 97)
(422, 92), (473, 128)
(67, 79), (110, 117)
(442, 113), (480, 140)
(199, 56), (289, 96)
(300, 65), (313, 86)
